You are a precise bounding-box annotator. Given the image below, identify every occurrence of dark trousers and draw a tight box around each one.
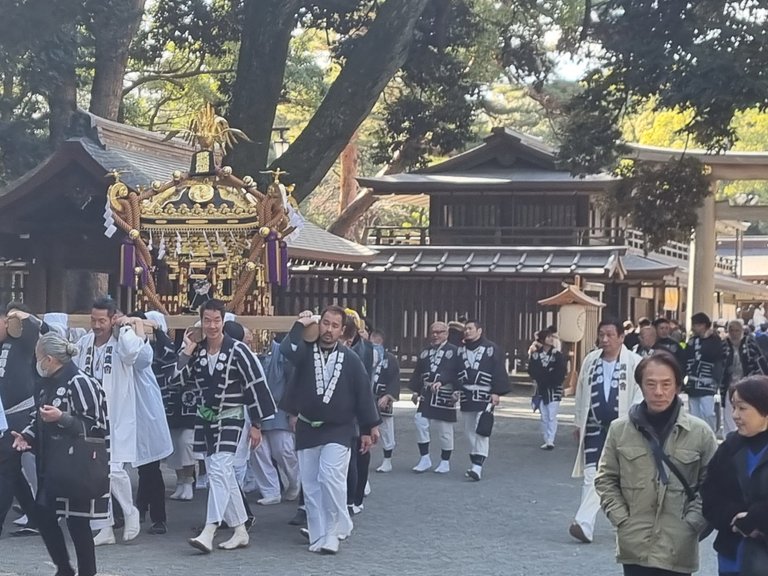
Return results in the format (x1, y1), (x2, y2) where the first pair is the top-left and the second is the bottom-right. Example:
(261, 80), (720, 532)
(136, 460), (166, 523)
(352, 449), (370, 507)
(0, 415), (38, 534)
(36, 495), (96, 576)
(623, 565), (689, 576)
(346, 437), (358, 506)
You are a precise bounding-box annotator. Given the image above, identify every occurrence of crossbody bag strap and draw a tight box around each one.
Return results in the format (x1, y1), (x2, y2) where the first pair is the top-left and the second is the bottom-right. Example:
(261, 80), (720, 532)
(638, 427), (697, 502)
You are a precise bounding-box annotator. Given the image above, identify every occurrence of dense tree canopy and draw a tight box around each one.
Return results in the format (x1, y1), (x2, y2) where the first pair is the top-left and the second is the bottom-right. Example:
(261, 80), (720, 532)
(557, 0), (768, 248)
(2, 0), (768, 249)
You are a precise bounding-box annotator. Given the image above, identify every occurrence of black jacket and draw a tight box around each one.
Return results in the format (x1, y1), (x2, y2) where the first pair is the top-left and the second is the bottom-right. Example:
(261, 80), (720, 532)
(701, 431), (768, 560)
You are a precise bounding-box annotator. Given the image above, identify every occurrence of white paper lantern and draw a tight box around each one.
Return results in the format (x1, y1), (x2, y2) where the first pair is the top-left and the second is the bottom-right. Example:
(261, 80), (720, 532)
(558, 303), (587, 343)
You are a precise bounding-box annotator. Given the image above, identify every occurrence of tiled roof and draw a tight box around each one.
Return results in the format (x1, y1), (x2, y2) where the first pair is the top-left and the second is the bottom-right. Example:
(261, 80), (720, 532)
(0, 111), (375, 265)
(363, 246), (626, 277)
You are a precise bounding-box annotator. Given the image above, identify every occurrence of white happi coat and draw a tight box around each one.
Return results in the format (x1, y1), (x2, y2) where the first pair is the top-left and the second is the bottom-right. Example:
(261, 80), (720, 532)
(571, 346), (643, 478)
(77, 326), (173, 466)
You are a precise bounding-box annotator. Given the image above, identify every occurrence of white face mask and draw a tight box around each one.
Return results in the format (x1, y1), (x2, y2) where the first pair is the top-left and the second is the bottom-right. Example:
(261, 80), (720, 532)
(36, 360), (48, 378)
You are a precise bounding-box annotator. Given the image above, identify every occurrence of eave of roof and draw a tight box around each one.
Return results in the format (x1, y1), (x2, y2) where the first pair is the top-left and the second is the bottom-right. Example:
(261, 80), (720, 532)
(362, 245), (626, 278)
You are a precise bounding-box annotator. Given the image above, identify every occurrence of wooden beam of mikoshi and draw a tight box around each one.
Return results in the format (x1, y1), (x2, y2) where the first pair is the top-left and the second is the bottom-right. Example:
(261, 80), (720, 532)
(63, 315), (297, 332)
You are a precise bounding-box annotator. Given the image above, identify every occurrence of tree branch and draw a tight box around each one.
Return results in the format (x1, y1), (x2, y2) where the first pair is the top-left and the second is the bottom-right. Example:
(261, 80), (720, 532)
(271, 0), (431, 202)
(121, 67), (234, 97)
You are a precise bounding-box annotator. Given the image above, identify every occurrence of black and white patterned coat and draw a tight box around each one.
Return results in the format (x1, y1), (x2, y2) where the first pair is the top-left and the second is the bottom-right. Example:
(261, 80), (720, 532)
(457, 338), (511, 412)
(174, 335), (276, 455)
(408, 342), (462, 423)
(22, 361), (109, 519)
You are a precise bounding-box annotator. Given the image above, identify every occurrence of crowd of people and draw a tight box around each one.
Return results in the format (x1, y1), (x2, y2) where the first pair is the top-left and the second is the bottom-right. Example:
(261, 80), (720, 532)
(2, 298), (768, 575)
(527, 313), (768, 576)
(0, 299), (515, 574)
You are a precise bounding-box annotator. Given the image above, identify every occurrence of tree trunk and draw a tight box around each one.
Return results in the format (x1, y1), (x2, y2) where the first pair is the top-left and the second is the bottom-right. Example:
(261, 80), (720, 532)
(88, 0), (147, 121)
(48, 58), (77, 146)
(327, 136), (424, 237)
(225, 0), (303, 177)
(339, 132), (359, 213)
(273, 0), (431, 202)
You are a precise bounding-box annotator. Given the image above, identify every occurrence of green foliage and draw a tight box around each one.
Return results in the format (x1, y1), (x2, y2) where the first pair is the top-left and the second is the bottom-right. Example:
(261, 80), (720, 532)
(609, 157), (711, 252)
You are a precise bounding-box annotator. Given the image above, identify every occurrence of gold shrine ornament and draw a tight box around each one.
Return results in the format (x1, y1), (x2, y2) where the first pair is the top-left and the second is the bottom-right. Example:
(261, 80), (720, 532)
(188, 183), (215, 204)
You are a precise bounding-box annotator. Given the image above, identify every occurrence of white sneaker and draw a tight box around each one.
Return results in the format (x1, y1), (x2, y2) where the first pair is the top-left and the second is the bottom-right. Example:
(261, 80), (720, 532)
(433, 460), (450, 474)
(376, 458), (392, 473)
(93, 527), (116, 547)
(122, 506), (141, 541)
(218, 524), (249, 550)
(364, 481), (371, 496)
(195, 474), (208, 489)
(12, 515), (28, 526)
(412, 455), (432, 473)
(257, 495), (281, 505)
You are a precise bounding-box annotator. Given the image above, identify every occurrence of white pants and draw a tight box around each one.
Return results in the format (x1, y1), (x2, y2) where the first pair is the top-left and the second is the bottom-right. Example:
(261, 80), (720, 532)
(573, 464), (600, 541)
(93, 461), (134, 530)
(414, 413), (454, 452)
(166, 428), (196, 470)
(379, 417), (395, 452)
(689, 395), (717, 432)
(463, 412), (489, 458)
(540, 401), (560, 445)
(298, 443), (353, 546)
(723, 393), (737, 436)
(206, 452), (247, 527)
(250, 430), (300, 500)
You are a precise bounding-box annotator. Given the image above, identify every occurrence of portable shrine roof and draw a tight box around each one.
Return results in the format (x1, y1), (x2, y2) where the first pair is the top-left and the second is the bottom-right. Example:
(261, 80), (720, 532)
(0, 111), (375, 265)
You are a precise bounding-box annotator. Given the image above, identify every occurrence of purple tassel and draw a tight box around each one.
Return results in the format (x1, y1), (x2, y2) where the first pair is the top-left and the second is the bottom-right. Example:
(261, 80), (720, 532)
(265, 231), (289, 287)
(119, 242), (135, 288)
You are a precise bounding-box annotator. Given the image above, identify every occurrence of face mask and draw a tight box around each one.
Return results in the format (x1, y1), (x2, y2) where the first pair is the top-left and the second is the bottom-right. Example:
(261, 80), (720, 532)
(36, 360), (48, 378)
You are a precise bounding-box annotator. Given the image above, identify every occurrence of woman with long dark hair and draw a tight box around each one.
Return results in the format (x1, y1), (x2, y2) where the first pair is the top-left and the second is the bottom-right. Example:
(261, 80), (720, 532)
(12, 332), (109, 576)
(702, 375), (768, 576)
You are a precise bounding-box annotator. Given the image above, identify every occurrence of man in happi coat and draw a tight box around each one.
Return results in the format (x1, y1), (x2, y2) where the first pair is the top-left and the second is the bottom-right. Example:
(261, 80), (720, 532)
(408, 321), (462, 474)
(370, 330), (400, 474)
(76, 297), (173, 546)
(0, 303), (41, 537)
(569, 317), (643, 544)
(457, 320), (511, 481)
(176, 299), (276, 554)
(280, 307), (380, 555)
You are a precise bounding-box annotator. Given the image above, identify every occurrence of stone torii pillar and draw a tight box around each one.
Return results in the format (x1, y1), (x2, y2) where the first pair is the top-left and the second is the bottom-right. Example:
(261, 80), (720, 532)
(688, 183), (718, 325)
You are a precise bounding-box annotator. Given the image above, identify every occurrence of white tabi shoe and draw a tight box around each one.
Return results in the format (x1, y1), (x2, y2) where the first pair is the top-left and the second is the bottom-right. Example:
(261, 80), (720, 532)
(189, 523), (217, 554)
(320, 534), (340, 554)
(351, 504), (364, 515)
(122, 506), (141, 542)
(364, 481), (371, 496)
(93, 527), (116, 547)
(412, 455), (432, 473)
(465, 464), (482, 481)
(257, 495), (281, 506)
(178, 482), (194, 501)
(284, 485), (301, 501)
(169, 483), (183, 500)
(12, 515), (28, 526)
(376, 458), (393, 473)
(433, 460), (450, 474)
(218, 524), (249, 550)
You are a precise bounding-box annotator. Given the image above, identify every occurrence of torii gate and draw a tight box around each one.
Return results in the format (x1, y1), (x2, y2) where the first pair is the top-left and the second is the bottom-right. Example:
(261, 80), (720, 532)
(629, 143), (768, 324)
